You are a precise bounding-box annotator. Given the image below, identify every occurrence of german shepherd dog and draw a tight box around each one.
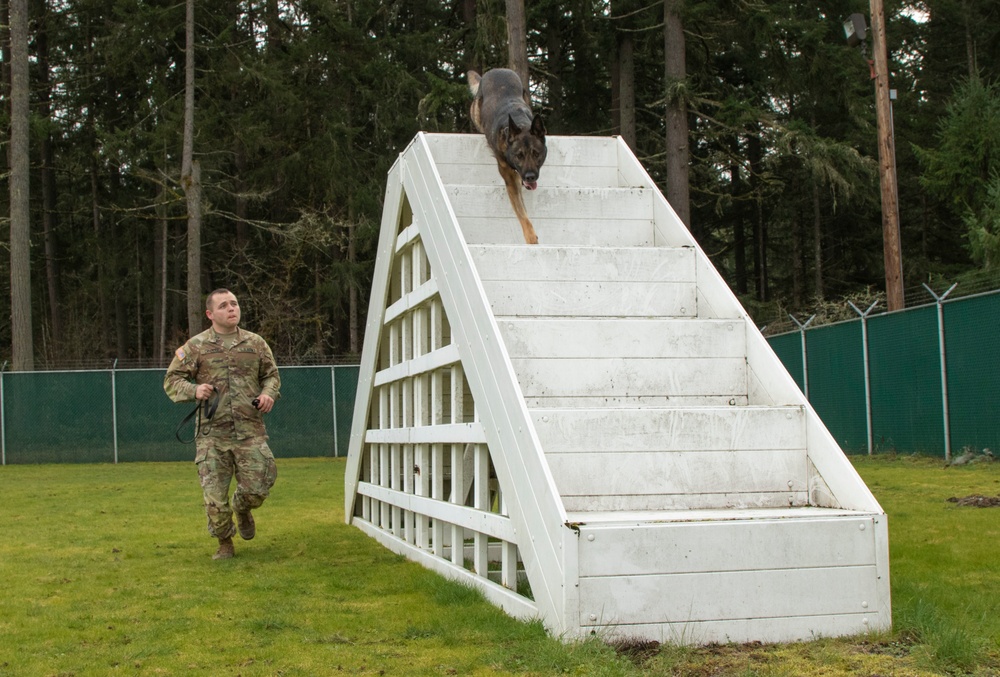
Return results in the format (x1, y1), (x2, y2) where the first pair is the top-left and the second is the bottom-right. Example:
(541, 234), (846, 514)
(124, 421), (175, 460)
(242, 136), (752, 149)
(468, 68), (547, 244)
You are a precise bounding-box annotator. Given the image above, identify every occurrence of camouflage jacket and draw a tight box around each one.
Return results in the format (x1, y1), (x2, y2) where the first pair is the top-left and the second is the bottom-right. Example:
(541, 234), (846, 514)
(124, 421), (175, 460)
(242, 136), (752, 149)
(163, 327), (281, 440)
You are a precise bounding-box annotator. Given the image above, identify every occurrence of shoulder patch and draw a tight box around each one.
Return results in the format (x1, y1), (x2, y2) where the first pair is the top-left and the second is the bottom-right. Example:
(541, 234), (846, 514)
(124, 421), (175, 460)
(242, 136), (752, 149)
(175, 347), (186, 361)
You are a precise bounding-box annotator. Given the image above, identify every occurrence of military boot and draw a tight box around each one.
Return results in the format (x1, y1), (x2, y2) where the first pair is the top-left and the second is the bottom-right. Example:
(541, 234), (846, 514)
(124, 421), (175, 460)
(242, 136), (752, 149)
(213, 536), (235, 560)
(236, 510), (256, 540)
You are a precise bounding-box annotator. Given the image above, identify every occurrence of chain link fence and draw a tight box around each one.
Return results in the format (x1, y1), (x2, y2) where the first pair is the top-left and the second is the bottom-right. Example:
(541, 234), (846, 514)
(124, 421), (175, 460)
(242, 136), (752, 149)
(0, 364), (359, 464)
(769, 289), (1000, 458)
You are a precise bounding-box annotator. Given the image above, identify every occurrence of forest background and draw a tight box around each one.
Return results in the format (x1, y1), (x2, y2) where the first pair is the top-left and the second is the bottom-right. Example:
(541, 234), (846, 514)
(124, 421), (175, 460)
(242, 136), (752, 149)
(2, 0), (1000, 371)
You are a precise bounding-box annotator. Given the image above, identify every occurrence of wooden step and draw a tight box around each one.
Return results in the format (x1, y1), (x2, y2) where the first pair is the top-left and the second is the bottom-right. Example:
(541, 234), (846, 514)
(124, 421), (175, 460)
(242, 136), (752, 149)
(470, 245), (696, 317)
(426, 133), (624, 188)
(498, 318), (748, 406)
(449, 185), (655, 246)
(569, 509), (885, 642)
(533, 406), (808, 511)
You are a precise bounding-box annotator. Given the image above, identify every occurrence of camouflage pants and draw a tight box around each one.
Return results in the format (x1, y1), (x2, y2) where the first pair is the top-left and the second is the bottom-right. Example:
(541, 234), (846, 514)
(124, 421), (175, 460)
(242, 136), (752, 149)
(195, 436), (277, 539)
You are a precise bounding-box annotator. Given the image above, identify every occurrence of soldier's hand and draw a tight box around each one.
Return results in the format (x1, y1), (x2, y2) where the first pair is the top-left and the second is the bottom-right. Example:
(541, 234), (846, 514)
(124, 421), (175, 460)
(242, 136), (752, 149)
(195, 384), (216, 401)
(255, 393), (275, 414)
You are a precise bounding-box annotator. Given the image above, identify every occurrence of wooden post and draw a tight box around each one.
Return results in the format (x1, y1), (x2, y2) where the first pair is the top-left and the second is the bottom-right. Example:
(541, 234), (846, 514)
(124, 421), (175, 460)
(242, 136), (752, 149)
(869, 0), (904, 311)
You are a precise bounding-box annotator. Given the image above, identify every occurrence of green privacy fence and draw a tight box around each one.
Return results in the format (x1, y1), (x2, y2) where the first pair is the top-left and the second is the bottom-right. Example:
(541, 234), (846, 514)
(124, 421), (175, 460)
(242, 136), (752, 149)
(0, 364), (360, 464)
(768, 290), (1000, 457)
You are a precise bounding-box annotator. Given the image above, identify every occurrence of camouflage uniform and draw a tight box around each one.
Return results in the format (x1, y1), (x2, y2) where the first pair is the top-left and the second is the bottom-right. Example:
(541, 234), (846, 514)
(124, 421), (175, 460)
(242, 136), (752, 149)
(164, 327), (280, 540)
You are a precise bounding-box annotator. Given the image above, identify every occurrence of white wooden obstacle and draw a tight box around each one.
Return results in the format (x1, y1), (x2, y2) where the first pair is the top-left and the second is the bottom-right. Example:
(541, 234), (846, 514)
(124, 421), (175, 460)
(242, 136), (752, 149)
(345, 132), (890, 644)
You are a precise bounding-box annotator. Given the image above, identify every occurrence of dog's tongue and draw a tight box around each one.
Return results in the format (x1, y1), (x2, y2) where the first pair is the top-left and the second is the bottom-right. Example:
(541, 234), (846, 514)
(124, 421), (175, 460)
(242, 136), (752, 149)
(523, 180), (538, 191)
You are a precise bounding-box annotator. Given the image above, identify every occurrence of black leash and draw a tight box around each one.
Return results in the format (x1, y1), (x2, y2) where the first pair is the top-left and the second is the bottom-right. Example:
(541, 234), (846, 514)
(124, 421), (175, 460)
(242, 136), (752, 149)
(175, 386), (220, 444)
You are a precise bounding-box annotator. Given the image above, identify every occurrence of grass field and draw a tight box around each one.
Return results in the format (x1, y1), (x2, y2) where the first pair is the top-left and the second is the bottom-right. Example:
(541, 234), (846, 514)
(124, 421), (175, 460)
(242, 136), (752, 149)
(0, 455), (997, 676)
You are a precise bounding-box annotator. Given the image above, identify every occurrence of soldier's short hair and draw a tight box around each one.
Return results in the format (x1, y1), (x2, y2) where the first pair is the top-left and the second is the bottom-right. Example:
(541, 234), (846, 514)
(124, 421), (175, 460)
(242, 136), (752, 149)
(206, 288), (234, 310)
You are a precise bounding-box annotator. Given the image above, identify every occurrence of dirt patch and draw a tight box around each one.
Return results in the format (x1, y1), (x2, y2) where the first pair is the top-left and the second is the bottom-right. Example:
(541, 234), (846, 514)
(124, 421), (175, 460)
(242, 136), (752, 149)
(607, 637), (661, 666)
(947, 494), (1000, 507)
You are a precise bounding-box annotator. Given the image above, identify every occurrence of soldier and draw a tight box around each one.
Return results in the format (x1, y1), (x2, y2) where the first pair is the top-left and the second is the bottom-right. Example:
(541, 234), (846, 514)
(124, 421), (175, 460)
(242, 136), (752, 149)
(164, 289), (280, 560)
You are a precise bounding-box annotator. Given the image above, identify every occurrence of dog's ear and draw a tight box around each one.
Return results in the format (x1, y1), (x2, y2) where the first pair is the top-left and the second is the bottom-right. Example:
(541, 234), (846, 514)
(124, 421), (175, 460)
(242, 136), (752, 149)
(530, 113), (546, 138)
(507, 114), (523, 137)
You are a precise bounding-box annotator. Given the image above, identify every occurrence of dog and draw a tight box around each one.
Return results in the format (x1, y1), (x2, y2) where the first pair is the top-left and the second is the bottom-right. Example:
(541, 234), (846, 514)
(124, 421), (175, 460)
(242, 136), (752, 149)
(468, 68), (547, 244)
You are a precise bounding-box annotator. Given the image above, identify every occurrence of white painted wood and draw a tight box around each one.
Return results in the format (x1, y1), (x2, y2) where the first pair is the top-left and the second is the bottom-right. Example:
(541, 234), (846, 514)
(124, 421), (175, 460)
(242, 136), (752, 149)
(373, 343), (460, 388)
(469, 245), (694, 282)
(348, 133), (890, 644)
(575, 514), (879, 577)
(384, 277), (438, 324)
(458, 217), (654, 247)
(522, 394), (750, 408)
(436, 161), (620, 189)
(448, 185), (654, 221)
(578, 565), (880, 626)
(532, 407), (806, 453)
(365, 422), (487, 445)
(357, 481), (515, 543)
(425, 133), (620, 175)
(484, 280), (697, 318)
(582, 612), (887, 645)
(564, 505), (866, 524)
(498, 319), (745, 359)
(561, 491), (809, 512)
(547, 449), (807, 499)
(511, 357), (747, 399)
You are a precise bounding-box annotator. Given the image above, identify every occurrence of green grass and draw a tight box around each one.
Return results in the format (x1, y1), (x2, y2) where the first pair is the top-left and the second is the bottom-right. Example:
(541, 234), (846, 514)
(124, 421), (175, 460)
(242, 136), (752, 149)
(0, 455), (997, 676)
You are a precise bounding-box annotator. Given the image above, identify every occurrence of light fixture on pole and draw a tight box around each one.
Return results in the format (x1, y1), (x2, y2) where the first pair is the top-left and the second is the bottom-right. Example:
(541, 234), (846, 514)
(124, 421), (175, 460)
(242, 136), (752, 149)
(843, 6), (905, 311)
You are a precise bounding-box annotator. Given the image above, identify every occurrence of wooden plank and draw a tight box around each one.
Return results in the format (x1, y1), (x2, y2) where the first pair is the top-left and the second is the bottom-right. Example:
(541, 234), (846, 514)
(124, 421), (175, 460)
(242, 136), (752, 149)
(547, 449), (807, 498)
(565, 505), (866, 524)
(384, 277), (438, 325)
(459, 217), (654, 247)
(498, 318), (746, 359)
(483, 280), (696, 318)
(470, 245), (694, 282)
(373, 343), (460, 388)
(522, 394), (749, 408)
(575, 514), (878, 577)
(365, 422), (487, 445)
(577, 565), (880, 626)
(357, 481), (516, 542)
(435, 162), (620, 189)
(532, 407), (806, 453)
(562, 492), (810, 512)
(579, 611), (887, 644)
(424, 133), (619, 171)
(447, 185), (653, 221)
(511, 357), (747, 398)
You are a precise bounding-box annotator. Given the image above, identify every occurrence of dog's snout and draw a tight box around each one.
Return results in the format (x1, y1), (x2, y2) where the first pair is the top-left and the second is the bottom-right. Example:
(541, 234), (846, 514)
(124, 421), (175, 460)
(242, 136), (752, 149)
(522, 170), (538, 183)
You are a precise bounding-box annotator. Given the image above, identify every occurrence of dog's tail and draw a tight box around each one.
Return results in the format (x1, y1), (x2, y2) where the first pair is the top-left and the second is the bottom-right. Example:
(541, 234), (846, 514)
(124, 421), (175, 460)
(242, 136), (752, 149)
(467, 70), (481, 97)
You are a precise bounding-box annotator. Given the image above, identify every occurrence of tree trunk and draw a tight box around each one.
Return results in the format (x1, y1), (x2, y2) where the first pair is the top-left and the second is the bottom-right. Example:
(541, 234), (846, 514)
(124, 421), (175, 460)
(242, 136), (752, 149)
(812, 181), (824, 300)
(663, 0), (691, 228)
(748, 133), (768, 301)
(153, 185), (168, 362)
(792, 208), (803, 307)
(348, 217), (359, 355)
(461, 0), (478, 75)
(37, 0), (62, 349)
(963, 0), (976, 78)
(545, 6), (563, 127)
(731, 153), (747, 296)
(9, 0), (32, 370)
(182, 0), (203, 335)
(618, 34), (636, 150)
(505, 0), (529, 100)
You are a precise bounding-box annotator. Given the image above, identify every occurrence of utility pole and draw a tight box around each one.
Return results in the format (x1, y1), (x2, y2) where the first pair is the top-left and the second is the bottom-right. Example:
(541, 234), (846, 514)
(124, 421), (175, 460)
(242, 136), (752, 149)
(869, 0), (905, 311)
